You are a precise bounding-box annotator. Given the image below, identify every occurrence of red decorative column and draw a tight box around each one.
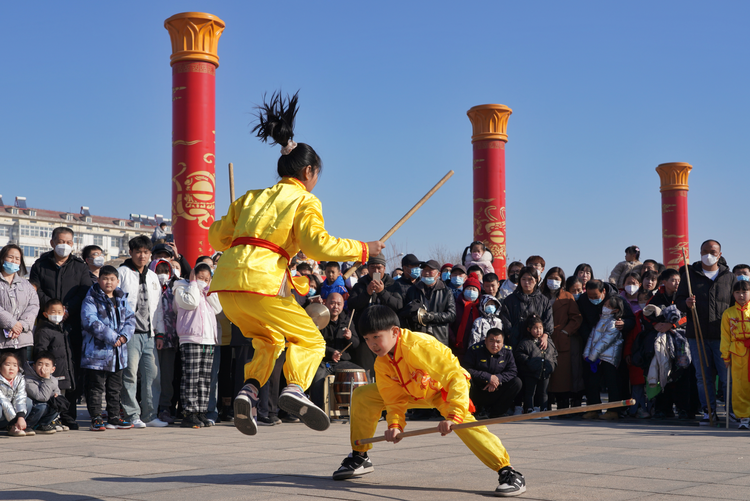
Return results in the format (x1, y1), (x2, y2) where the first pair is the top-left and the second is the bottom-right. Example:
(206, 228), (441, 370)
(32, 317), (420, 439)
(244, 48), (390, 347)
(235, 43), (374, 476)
(656, 162), (692, 268)
(467, 104), (512, 279)
(165, 12), (225, 266)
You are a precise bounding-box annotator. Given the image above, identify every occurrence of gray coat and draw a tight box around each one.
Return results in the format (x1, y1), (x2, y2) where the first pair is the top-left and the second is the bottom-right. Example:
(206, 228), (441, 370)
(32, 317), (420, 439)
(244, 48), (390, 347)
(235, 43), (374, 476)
(0, 372), (27, 423)
(23, 361), (60, 403)
(0, 274), (40, 350)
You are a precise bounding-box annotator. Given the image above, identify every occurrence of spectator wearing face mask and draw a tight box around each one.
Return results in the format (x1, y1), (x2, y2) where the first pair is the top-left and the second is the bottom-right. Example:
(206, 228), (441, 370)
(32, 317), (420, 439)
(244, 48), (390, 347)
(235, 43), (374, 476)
(151, 258), (179, 424)
(732, 264), (750, 281)
(462, 241), (494, 276)
(440, 264), (453, 285)
(468, 294), (504, 346)
(0, 244), (40, 367)
(447, 265), (468, 301)
(525, 256), (546, 282)
(400, 259), (456, 346)
(450, 276), (483, 358)
(609, 245), (643, 290)
(499, 267), (553, 350)
(497, 261), (523, 301)
(34, 299), (75, 398)
(390, 254), (422, 302)
(619, 272), (643, 313)
(82, 245), (105, 285)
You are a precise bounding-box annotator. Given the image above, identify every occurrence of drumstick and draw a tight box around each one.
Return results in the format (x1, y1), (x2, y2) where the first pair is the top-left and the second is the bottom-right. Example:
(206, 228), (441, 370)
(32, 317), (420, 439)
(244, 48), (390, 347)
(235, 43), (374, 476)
(354, 400), (635, 446)
(228, 163), (235, 202)
(340, 342), (353, 355)
(343, 170), (454, 280)
(339, 312), (355, 355)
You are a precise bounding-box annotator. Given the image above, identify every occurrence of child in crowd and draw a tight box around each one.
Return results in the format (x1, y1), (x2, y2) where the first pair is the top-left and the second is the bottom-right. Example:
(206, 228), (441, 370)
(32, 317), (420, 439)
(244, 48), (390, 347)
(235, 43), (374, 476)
(463, 241), (495, 276)
(609, 245), (642, 289)
(469, 294), (504, 346)
(515, 315), (557, 414)
(81, 265), (135, 431)
(0, 352), (31, 436)
(321, 261), (349, 302)
(34, 299), (75, 400)
(332, 306), (527, 497)
(620, 272), (643, 313)
(152, 258), (179, 424)
(24, 352), (63, 433)
(174, 263), (222, 429)
(721, 280), (750, 430)
(583, 295), (625, 420)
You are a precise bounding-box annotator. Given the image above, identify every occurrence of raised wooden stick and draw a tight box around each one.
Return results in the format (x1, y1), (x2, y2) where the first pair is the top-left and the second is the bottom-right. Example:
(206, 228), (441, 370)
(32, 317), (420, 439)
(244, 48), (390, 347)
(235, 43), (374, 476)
(354, 399), (635, 446)
(343, 170), (455, 279)
(681, 248), (714, 427)
(228, 163), (235, 202)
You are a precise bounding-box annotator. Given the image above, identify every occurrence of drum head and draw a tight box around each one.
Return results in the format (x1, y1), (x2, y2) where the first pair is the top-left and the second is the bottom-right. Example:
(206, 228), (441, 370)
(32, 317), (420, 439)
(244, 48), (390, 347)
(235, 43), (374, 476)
(305, 302), (330, 329)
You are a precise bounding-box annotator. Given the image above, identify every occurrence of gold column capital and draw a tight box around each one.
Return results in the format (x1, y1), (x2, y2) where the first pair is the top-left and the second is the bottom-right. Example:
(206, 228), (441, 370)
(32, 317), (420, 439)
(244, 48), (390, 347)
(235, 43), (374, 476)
(165, 12), (225, 67)
(467, 104), (513, 143)
(656, 162), (692, 192)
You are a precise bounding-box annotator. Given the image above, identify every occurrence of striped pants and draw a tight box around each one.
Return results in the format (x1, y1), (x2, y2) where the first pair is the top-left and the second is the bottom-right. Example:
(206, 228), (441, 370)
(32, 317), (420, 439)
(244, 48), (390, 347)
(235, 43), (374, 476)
(180, 344), (215, 413)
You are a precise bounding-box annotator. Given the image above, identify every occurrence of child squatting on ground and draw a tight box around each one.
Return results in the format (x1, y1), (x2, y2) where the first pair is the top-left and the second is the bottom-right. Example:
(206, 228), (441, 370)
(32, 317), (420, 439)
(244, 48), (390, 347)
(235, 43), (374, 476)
(0, 352), (32, 436)
(332, 305), (527, 497)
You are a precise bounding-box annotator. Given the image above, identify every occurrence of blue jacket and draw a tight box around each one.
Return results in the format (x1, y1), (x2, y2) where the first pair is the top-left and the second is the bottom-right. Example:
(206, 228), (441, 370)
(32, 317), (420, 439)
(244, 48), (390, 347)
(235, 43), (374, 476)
(320, 275), (349, 301)
(81, 284), (135, 372)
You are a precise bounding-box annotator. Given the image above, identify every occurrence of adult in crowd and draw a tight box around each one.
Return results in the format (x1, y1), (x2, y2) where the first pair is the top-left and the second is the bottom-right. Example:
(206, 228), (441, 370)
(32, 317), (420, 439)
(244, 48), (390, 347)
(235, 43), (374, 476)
(482, 273), (500, 299)
(400, 259), (456, 346)
(573, 263), (594, 289)
(152, 242), (192, 280)
(609, 245), (643, 290)
(30, 227), (92, 429)
(638, 270), (659, 310)
(440, 263), (453, 284)
(390, 254), (421, 302)
(641, 259), (663, 276)
(151, 222), (168, 243)
(462, 328), (522, 418)
(525, 256), (545, 280)
(450, 275), (483, 358)
(447, 264), (468, 301)
(118, 236), (168, 428)
(497, 261), (524, 301)
(620, 272), (643, 313)
(0, 245), (40, 366)
(500, 266), (553, 349)
(81, 245), (105, 285)
(391, 268), (403, 280)
(676, 239), (736, 424)
(540, 267), (583, 410)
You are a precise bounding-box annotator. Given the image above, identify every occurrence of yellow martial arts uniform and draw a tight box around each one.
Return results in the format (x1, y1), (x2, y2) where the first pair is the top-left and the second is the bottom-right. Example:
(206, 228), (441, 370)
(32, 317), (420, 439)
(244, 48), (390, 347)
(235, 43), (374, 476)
(351, 329), (511, 471)
(208, 177), (368, 390)
(721, 302), (750, 418)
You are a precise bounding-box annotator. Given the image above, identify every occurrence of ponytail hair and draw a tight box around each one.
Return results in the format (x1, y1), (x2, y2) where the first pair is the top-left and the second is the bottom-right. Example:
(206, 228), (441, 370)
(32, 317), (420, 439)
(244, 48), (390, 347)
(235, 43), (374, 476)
(252, 90), (322, 180)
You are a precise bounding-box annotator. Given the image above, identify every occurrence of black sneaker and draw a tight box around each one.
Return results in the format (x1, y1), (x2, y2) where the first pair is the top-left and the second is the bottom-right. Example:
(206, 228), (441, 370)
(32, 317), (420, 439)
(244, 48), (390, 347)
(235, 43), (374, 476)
(62, 418), (79, 431)
(106, 417), (134, 429)
(278, 385), (330, 431)
(90, 416), (106, 432)
(257, 415), (276, 426)
(271, 415), (282, 425)
(332, 453), (374, 480)
(36, 423), (57, 434)
(234, 384), (259, 436)
(197, 413), (214, 427)
(495, 466), (526, 497)
(180, 413), (204, 428)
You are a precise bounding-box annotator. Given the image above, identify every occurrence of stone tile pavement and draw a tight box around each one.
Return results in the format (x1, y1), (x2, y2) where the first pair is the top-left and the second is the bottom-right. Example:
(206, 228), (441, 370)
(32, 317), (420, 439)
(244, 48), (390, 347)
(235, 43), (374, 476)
(2, 411), (749, 501)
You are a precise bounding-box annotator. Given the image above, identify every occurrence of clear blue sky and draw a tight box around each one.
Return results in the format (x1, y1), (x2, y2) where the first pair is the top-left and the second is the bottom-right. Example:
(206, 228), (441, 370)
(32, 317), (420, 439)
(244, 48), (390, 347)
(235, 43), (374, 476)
(3, 1), (748, 278)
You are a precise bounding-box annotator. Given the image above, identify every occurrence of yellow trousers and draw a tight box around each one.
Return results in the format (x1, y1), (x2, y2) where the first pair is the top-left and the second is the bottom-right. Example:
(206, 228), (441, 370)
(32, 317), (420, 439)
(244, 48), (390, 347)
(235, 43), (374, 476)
(218, 292), (324, 390)
(350, 383), (510, 471)
(731, 355), (750, 418)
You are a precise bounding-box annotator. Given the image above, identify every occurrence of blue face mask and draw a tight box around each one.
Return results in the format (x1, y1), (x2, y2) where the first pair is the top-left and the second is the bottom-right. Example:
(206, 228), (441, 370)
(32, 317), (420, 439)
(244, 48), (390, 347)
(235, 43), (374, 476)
(485, 304), (497, 315)
(410, 267), (422, 279)
(738, 275), (750, 282)
(589, 297), (603, 305)
(393, 275), (400, 280)
(2, 261), (19, 274)
(441, 271), (451, 281)
(451, 276), (465, 287)
(307, 288), (316, 297)
(421, 276), (436, 286)
(464, 289), (479, 301)
(573, 293), (581, 300)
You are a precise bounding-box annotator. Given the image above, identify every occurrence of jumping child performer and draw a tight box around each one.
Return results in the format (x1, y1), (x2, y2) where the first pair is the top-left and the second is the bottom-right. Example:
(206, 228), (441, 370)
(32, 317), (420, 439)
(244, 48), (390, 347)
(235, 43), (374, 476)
(208, 91), (385, 436)
(332, 305), (527, 497)
(721, 280), (750, 430)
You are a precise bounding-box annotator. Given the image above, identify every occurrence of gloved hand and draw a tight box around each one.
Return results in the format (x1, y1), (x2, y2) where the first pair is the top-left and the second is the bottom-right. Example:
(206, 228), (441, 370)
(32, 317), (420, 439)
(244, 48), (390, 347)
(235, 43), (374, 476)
(584, 357), (600, 374)
(404, 300), (425, 317)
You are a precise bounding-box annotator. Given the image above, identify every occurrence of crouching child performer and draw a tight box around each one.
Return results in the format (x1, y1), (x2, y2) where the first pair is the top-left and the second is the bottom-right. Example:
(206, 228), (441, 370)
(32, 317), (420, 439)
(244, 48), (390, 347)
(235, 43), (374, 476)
(332, 305), (527, 497)
(208, 91), (385, 436)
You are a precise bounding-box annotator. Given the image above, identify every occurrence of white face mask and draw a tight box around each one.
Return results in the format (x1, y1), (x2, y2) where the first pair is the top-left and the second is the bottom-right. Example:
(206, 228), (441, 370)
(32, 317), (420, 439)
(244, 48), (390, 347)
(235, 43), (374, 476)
(196, 280), (208, 290)
(624, 284), (639, 295)
(54, 244), (72, 258)
(546, 279), (561, 290)
(48, 314), (63, 325)
(92, 255), (105, 267)
(701, 254), (719, 267)
(172, 266), (181, 276)
(157, 274), (170, 285)
(602, 306), (613, 316)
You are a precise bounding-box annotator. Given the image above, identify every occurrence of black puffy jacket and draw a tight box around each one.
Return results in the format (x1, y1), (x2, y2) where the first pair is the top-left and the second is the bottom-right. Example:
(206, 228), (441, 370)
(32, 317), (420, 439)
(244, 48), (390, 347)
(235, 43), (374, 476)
(400, 280), (456, 345)
(33, 320), (75, 391)
(514, 335), (558, 379)
(500, 289), (554, 349)
(675, 262), (735, 340)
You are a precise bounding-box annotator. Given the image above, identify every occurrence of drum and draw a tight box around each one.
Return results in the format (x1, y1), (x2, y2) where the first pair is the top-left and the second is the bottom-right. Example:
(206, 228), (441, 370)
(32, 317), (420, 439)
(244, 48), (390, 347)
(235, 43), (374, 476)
(333, 369), (368, 406)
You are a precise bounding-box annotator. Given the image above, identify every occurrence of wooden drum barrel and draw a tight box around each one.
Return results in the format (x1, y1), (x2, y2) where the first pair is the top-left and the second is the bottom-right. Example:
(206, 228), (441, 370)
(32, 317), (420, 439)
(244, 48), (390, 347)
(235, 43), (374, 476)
(333, 369), (368, 406)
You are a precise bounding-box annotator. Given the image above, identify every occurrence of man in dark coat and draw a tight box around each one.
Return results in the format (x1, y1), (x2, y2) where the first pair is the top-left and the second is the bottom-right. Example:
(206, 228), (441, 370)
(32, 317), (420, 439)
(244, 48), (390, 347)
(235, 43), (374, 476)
(29, 227), (92, 429)
(675, 239), (736, 422)
(400, 259), (456, 346)
(462, 329), (521, 418)
(388, 253), (421, 302)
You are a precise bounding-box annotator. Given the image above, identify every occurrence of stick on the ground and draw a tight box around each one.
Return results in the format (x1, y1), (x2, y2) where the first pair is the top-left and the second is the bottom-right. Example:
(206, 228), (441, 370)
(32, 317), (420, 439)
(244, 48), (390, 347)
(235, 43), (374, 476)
(354, 399), (636, 446)
(681, 248), (715, 427)
(342, 170), (454, 280)
(727, 359), (731, 430)
(229, 163), (235, 202)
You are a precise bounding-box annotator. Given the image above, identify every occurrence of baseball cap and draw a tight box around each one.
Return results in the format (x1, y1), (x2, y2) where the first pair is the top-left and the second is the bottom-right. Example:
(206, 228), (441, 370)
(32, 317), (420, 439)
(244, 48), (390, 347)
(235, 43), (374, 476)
(401, 253), (421, 267)
(419, 259), (441, 271)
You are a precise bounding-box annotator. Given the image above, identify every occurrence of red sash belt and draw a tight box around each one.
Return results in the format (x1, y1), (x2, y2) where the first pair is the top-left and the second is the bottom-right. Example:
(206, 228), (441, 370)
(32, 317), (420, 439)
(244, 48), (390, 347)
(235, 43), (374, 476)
(230, 237), (291, 262)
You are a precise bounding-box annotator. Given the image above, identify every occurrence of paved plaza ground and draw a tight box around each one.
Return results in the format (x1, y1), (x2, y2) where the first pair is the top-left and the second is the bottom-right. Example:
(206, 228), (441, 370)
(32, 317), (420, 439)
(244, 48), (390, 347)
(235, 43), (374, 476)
(2, 409), (749, 501)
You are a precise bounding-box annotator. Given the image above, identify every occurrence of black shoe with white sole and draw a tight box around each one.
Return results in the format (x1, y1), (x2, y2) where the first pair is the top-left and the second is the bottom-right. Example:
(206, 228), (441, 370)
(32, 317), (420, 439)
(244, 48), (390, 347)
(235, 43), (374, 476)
(332, 453), (374, 480)
(278, 385), (330, 431)
(495, 466), (526, 497)
(234, 384), (259, 436)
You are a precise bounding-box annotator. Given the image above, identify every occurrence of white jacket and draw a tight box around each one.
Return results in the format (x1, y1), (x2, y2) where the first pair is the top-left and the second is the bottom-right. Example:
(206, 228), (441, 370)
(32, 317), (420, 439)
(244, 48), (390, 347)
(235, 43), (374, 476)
(173, 279), (222, 345)
(117, 264), (161, 337)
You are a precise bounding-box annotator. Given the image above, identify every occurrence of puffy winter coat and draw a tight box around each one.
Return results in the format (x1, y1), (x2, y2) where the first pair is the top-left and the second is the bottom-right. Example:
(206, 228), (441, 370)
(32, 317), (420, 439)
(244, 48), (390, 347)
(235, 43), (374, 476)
(500, 289), (554, 349)
(23, 361), (60, 403)
(118, 259), (161, 337)
(34, 320), (75, 390)
(515, 336), (558, 379)
(349, 273), (402, 324)
(583, 315), (624, 367)
(81, 285), (135, 372)
(0, 274), (39, 350)
(320, 275), (350, 302)
(609, 260), (643, 289)
(400, 280), (456, 346)
(463, 250), (495, 277)
(29, 251), (91, 334)
(173, 280), (223, 345)
(676, 261), (736, 340)
(468, 295), (503, 346)
(576, 283), (636, 344)
(0, 372), (27, 423)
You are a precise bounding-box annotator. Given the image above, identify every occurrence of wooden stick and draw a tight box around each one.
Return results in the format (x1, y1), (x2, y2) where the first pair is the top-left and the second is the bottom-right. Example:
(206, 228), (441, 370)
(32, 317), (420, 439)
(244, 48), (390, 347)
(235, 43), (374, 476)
(340, 342), (353, 355)
(354, 399), (635, 446)
(347, 310), (355, 330)
(228, 163), (236, 202)
(726, 358), (731, 430)
(681, 248), (715, 427)
(342, 170), (454, 279)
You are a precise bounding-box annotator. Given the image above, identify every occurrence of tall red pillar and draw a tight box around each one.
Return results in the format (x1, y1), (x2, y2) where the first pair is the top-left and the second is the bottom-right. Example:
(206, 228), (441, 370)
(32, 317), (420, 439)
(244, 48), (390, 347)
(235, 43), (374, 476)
(165, 12), (225, 266)
(467, 104), (513, 279)
(656, 162), (692, 268)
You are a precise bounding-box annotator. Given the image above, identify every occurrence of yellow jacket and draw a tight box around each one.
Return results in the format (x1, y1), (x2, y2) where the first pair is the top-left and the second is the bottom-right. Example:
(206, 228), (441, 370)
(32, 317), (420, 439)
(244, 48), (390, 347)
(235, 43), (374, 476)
(721, 302), (750, 361)
(209, 177), (368, 297)
(375, 328), (472, 430)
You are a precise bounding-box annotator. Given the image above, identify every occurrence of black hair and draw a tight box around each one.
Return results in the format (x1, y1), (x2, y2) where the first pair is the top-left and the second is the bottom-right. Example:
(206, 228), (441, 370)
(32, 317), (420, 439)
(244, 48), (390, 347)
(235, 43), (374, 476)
(34, 350), (56, 366)
(622, 271), (642, 285)
(82, 245), (103, 261)
(605, 295), (625, 320)
(99, 265), (118, 279)
(155, 261), (171, 274)
(518, 266), (540, 287)
(525, 314), (544, 333)
(358, 305), (400, 336)
(507, 261), (524, 271)
(540, 266), (567, 297)
(296, 262), (312, 273)
(0, 244), (27, 276)
(483, 273), (499, 283)
(252, 90), (322, 180)
(640, 270), (659, 291)
(733, 264), (750, 274)
(659, 268), (680, 282)
(325, 261), (341, 271)
(526, 255), (546, 268)
(128, 235), (152, 252)
(307, 273), (322, 290)
(44, 298), (63, 311)
(467, 265), (484, 277)
(642, 259), (658, 269)
(0, 351), (20, 366)
(462, 241), (493, 266)
(194, 263), (213, 277)
(733, 281), (750, 292)
(159, 222), (168, 228)
(574, 263), (594, 281)
(565, 276), (583, 292)
(486, 328), (504, 339)
(195, 255), (213, 266)
(701, 239), (721, 251)
(586, 279), (605, 292)
(393, 267), (403, 274)
(51, 227), (74, 242)
(625, 245), (641, 260)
